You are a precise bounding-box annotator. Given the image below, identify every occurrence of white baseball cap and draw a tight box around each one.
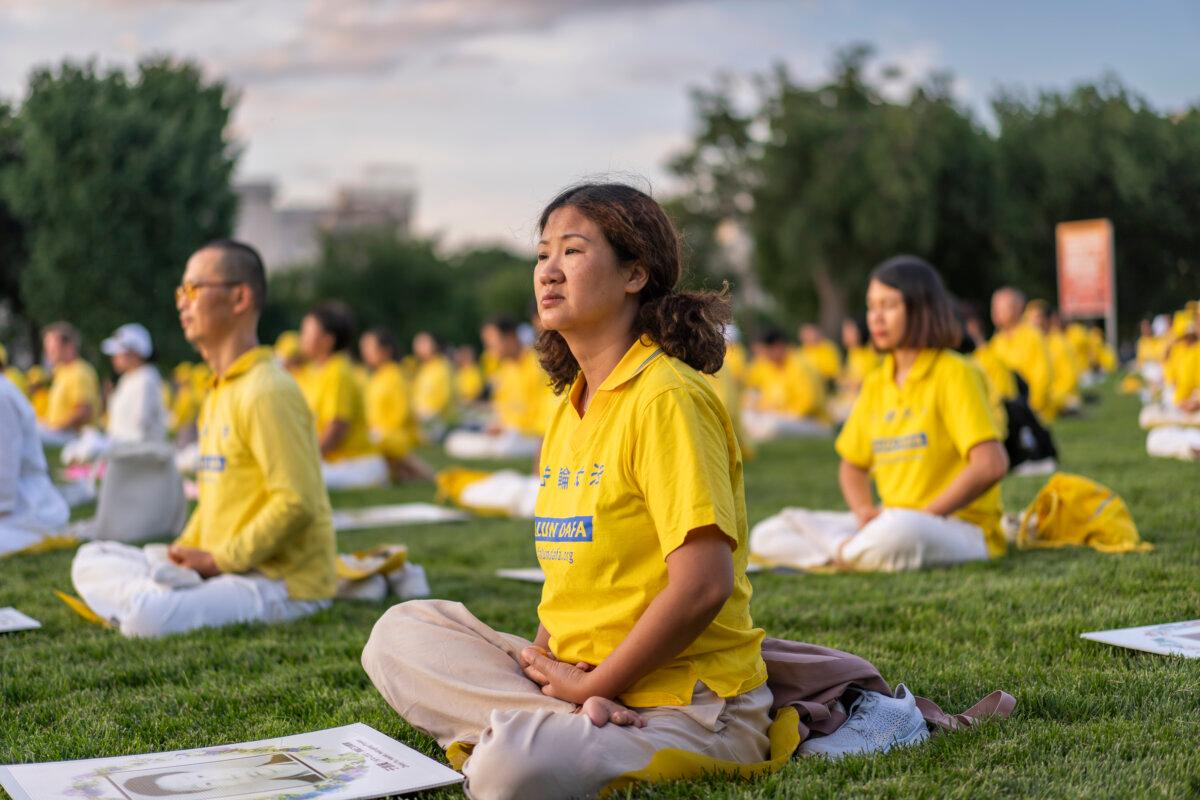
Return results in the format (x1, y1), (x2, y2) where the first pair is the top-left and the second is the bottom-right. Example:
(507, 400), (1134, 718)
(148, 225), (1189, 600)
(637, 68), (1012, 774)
(101, 323), (153, 358)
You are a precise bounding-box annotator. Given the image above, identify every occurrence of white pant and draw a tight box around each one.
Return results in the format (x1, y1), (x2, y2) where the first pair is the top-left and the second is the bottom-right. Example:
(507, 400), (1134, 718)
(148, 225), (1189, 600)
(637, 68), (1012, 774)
(71, 541), (329, 638)
(445, 429), (541, 461)
(1146, 426), (1200, 461)
(750, 508), (988, 572)
(1139, 404), (1200, 430)
(459, 470), (540, 518)
(322, 455), (390, 490)
(741, 410), (831, 443)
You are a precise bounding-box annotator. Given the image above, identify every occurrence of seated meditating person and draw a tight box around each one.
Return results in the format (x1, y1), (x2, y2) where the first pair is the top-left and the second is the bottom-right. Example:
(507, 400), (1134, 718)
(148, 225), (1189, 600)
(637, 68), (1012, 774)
(71, 240), (336, 637)
(360, 327), (434, 483)
(0, 369), (70, 557)
(362, 183), (780, 799)
(1145, 313), (1200, 460)
(830, 317), (878, 422)
(741, 328), (829, 442)
(37, 322), (101, 445)
(1025, 302), (1081, 419)
(990, 287), (1056, 423)
(750, 256), (1009, 572)
(454, 345), (486, 406)
(412, 330), (454, 440)
(1135, 317), (1170, 388)
(298, 301), (388, 490)
(62, 323), (169, 465)
(445, 316), (544, 460)
(798, 322), (841, 387)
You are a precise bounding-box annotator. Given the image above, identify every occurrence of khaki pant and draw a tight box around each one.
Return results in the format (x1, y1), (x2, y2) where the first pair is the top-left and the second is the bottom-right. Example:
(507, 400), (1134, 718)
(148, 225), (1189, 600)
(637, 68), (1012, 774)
(361, 600), (772, 800)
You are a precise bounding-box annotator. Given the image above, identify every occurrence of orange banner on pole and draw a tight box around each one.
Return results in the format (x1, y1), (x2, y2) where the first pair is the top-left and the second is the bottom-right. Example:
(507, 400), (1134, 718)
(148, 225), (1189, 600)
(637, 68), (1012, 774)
(1055, 219), (1114, 319)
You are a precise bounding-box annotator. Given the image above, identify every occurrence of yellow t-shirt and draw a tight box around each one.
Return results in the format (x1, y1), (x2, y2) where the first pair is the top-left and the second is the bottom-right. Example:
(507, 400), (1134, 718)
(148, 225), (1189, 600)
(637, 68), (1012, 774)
(972, 343), (1016, 434)
(414, 356), (453, 421)
(801, 340), (841, 382)
(44, 358), (100, 429)
(1136, 336), (1168, 367)
(490, 357), (530, 432)
(1166, 340), (1199, 406)
(724, 343), (747, 382)
(836, 349), (1005, 557)
(1047, 331), (1080, 413)
(520, 349), (557, 436)
(301, 353), (376, 463)
(991, 323), (1054, 421)
(842, 345), (880, 387)
(366, 362), (418, 459)
(455, 363), (484, 404)
(744, 354), (826, 419)
(535, 337), (767, 708)
(175, 347), (335, 600)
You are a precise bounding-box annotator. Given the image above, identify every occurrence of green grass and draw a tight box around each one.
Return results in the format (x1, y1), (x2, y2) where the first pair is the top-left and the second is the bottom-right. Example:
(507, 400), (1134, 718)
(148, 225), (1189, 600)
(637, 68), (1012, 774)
(3, 385), (1199, 798)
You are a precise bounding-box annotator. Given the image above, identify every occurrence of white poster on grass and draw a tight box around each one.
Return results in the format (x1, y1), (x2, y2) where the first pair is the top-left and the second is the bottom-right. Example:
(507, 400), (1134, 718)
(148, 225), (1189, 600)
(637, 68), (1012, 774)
(0, 607), (41, 634)
(0, 724), (461, 800)
(1081, 619), (1200, 658)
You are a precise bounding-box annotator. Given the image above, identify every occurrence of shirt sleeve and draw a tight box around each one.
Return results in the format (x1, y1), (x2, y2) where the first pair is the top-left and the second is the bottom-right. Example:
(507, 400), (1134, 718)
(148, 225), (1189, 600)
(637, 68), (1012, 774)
(835, 384), (874, 468)
(940, 358), (1002, 456)
(633, 386), (739, 558)
(210, 383), (324, 574)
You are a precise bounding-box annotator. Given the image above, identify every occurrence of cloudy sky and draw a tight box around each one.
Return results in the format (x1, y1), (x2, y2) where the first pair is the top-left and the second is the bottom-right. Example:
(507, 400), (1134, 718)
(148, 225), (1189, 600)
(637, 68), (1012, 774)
(1, 0), (1197, 249)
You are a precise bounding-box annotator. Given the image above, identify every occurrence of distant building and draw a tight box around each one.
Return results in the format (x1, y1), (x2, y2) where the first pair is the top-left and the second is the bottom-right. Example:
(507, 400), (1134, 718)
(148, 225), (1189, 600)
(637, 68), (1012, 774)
(233, 166), (416, 272)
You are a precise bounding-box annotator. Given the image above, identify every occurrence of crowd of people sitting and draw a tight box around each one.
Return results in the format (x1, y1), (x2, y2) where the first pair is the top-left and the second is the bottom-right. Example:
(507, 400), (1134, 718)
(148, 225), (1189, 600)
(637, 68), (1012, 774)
(0, 181), (1194, 799)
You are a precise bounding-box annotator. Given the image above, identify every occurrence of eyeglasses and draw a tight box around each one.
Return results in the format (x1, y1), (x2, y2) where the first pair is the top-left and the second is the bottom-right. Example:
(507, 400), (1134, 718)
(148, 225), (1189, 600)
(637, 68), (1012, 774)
(175, 281), (241, 304)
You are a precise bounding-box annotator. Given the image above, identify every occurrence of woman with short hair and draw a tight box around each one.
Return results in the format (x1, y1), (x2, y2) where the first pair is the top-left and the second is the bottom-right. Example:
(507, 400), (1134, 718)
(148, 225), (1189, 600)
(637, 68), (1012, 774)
(751, 255), (1009, 572)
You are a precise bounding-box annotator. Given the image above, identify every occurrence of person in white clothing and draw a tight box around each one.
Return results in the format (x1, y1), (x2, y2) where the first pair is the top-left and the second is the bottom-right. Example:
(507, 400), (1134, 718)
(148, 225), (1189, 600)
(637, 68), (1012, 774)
(0, 373), (71, 556)
(62, 323), (168, 465)
(102, 323), (167, 444)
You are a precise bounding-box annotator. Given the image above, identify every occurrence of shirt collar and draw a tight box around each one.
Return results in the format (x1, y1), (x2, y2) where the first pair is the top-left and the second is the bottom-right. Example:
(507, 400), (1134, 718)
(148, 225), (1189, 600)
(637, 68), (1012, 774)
(882, 348), (940, 388)
(213, 346), (273, 388)
(567, 336), (665, 408)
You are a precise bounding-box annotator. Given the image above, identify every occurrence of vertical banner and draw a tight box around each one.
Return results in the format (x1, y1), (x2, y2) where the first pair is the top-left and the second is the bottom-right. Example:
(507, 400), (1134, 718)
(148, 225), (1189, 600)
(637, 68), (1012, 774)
(1056, 218), (1116, 350)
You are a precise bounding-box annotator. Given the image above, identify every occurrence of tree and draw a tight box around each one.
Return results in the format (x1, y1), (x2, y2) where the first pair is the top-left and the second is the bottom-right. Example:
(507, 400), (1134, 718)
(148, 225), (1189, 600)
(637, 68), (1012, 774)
(0, 102), (28, 350)
(670, 46), (1001, 334)
(262, 229), (534, 351)
(994, 77), (1200, 331)
(5, 59), (237, 367)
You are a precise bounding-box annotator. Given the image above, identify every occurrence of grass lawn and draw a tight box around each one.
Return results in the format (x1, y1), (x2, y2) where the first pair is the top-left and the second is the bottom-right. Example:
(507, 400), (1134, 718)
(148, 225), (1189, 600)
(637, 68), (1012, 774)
(2, 385), (1198, 798)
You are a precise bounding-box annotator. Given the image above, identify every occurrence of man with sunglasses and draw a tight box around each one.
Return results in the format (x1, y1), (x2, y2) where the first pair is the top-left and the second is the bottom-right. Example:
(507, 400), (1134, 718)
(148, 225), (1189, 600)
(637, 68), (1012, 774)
(70, 240), (336, 637)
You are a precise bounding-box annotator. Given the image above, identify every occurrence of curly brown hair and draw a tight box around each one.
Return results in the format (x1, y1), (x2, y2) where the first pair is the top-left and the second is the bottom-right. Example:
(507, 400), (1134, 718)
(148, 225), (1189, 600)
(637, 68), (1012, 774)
(534, 182), (731, 393)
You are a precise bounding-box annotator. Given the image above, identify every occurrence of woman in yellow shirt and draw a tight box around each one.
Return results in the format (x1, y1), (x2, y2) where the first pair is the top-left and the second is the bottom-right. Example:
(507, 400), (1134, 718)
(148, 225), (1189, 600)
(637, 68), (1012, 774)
(741, 329), (830, 441)
(751, 256), (1009, 572)
(363, 183), (774, 798)
(361, 327), (434, 483)
(298, 302), (387, 490)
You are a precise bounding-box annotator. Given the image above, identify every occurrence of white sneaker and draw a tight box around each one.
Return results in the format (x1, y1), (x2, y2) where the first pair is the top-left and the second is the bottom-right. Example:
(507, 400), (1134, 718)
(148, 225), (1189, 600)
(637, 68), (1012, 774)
(1012, 457), (1057, 477)
(800, 684), (930, 759)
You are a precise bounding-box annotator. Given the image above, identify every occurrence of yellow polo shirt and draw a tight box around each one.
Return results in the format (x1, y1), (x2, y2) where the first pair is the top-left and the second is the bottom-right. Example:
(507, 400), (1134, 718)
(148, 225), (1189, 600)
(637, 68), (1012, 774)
(836, 349), (1005, 558)
(4, 367), (26, 397)
(801, 340), (841, 382)
(1047, 331), (1080, 413)
(455, 362), (484, 404)
(843, 345), (880, 387)
(535, 337), (767, 708)
(175, 347), (335, 600)
(1137, 336), (1167, 367)
(414, 356), (453, 421)
(520, 348), (557, 436)
(991, 324), (1054, 421)
(491, 357), (529, 432)
(972, 343), (1016, 433)
(744, 354), (826, 419)
(1166, 340), (1198, 406)
(366, 361), (418, 459)
(301, 353), (375, 463)
(44, 358), (100, 429)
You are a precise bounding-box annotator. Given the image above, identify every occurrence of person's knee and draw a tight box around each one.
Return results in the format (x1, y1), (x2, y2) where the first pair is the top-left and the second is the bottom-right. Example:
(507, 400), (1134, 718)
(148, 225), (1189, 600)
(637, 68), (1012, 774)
(844, 512), (928, 571)
(461, 719), (562, 800)
(362, 600), (465, 679)
(118, 591), (178, 638)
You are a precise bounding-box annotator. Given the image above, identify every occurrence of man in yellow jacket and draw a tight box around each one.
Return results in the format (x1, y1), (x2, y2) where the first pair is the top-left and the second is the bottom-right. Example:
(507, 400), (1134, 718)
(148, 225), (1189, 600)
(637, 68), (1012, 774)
(70, 239), (336, 638)
(38, 321), (100, 445)
(990, 287), (1056, 422)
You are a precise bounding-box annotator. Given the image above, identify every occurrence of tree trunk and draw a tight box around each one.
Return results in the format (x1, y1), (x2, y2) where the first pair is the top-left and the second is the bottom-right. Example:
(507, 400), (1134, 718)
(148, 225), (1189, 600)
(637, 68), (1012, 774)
(812, 261), (848, 337)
